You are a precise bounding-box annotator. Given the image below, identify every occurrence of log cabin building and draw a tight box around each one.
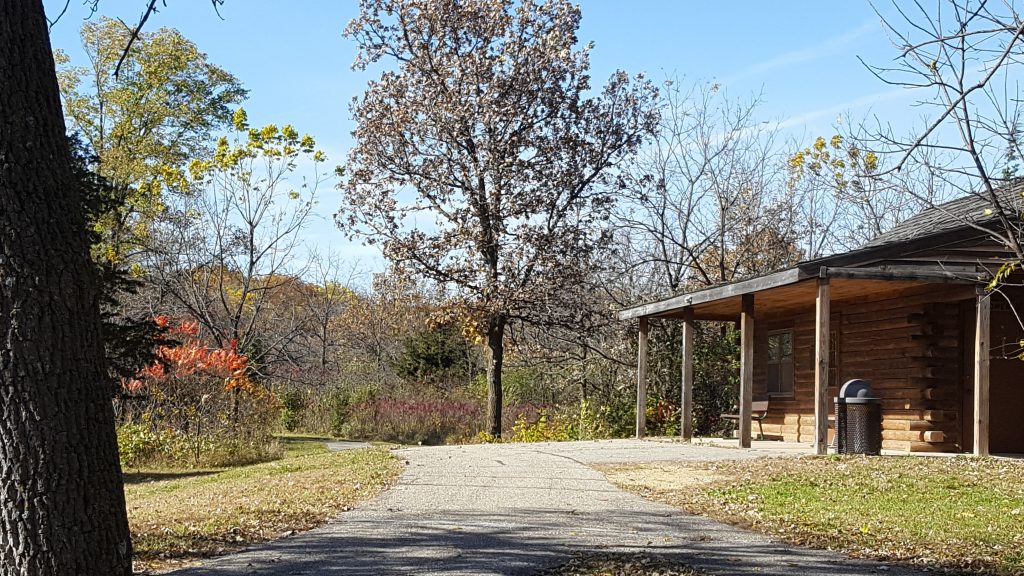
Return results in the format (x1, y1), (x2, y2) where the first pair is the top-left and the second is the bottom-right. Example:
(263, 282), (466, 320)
(619, 189), (1024, 455)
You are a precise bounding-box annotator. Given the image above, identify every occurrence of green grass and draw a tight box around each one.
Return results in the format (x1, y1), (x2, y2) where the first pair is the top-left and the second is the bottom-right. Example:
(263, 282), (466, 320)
(603, 456), (1024, 575)
(126, 442), (401, 572)
(276, 433), (332, 458)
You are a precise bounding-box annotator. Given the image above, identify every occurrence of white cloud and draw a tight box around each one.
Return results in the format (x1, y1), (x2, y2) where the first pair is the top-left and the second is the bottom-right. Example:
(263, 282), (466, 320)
(777, 88), (909, 131)
(723, 19), (878, 85)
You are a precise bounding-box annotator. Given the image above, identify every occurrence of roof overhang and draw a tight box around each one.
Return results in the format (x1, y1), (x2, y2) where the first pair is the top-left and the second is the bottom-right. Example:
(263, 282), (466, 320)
(617, 265), (984, 321)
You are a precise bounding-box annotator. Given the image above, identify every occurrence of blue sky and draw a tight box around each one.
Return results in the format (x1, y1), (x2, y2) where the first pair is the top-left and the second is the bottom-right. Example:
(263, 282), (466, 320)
(43, 1), (925, 278)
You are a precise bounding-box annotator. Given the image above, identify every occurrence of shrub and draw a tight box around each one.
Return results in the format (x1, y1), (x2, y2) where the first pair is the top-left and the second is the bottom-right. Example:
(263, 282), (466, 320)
(117, 423), (279, 469)
(279, 388), (305, 432)
(116, 318), (281, 467)
(337, 397), (556, 444)
(507, 400), (614, 443)
(341, 398), (480, 444)
(325, 384), (380, 438)
(509, 411), (571, 442)
(646, 399), (680, 437)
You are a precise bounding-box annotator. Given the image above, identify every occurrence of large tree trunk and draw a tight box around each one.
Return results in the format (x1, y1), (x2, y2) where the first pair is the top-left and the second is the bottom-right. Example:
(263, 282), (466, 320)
(0, 2), (133, 575)
(485, 314), (506, 437)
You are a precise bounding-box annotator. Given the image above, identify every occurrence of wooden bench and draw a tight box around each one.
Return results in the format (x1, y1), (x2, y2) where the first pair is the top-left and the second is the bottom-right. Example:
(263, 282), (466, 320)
(721, 399), (770, 440)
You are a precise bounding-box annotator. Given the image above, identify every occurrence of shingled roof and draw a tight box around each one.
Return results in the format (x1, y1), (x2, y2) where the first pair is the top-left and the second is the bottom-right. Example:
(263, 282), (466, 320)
(860, 180), (1024, 249)
(619, 180), (1021, 320)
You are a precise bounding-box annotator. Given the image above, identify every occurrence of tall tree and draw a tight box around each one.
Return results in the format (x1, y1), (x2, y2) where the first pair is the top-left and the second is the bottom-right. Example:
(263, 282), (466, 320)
(0, 1), (132, 574)
(144, 111), (327, 378)
(617, 81), (799, 298)
(56, 16), (247, 263)
(341, 0), (658, 436)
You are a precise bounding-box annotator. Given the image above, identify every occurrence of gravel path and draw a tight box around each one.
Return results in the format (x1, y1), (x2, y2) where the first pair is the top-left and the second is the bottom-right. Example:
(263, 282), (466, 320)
(170, 439), (926, 576)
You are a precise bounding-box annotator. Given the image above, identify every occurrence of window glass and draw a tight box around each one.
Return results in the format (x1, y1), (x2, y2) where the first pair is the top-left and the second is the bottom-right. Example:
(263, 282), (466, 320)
(767, 330), (794, 395)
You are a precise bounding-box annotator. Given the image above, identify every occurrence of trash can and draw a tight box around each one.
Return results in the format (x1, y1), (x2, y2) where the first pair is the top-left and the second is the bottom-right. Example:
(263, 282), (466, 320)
(835, 379), (882, 455)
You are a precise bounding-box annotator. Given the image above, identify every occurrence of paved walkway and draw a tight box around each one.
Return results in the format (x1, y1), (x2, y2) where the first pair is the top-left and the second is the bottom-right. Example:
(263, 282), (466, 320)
(324, 439), (370, 452)
(172, 439), (925, 576)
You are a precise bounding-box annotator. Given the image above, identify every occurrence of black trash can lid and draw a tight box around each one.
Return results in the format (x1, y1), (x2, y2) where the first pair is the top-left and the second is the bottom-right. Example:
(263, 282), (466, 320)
(836, 379), (879, 403)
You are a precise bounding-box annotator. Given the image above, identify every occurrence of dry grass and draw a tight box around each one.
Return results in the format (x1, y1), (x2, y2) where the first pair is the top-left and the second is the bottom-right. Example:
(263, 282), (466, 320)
(601, 456), (1024, 575)
(127, 441), (401, 572)
(535, 552), (706, 575)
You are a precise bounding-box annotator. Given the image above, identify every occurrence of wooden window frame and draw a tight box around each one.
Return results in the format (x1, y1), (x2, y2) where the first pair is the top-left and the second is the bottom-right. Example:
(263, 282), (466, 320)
(766, 328), (795, 398)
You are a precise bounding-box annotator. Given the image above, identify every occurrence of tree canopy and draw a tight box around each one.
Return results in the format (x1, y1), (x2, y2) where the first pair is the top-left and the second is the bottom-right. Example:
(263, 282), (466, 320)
(340, 0), (658, 435)
(56, 16), (247, 262)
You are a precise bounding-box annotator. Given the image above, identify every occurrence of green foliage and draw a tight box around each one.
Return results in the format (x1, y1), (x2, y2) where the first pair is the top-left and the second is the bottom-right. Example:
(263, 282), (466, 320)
(510, 412), (571, 442)
(279, 389), (306, 432)
(392, 323), (472, 388)
(469, 366), (561, 405)
(325, 385), (380, 438)
(117, 423), (278, 470)
(692, 324), (740, 436)
(55, 16), (247, 262)
(69, 133), (166, 390)
(642, 320), (738, 437)
(568, 399), (611, 440)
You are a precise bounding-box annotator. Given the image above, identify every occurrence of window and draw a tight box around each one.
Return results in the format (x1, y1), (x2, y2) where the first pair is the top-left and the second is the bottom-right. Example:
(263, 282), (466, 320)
(767, 330), (794, 396)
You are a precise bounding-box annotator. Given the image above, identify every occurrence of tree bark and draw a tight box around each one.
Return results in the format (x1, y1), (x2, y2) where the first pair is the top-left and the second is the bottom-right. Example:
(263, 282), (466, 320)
(485, 314), (506, 437)
(0, 2), (133, 575)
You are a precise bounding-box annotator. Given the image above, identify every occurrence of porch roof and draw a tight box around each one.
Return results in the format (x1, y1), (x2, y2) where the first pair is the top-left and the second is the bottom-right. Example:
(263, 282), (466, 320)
(620, 185), (1022, 322)
(618, 264), (983, 321)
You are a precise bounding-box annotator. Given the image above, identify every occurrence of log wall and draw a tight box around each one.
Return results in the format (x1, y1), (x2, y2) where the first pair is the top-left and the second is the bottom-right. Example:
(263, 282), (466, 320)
(753, 284), (970, 452)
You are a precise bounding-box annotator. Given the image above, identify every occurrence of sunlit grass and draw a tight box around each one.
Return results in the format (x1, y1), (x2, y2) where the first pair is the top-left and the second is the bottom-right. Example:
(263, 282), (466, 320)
(602, 456), (1024, 575)
(127, 443), (401, 572)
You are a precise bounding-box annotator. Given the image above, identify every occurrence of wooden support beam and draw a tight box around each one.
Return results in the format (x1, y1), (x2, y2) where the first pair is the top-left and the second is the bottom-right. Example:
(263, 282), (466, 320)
(680, 308), (695, 441)
(739, 294), (754, 448)
(973, 289), (990, 456)
(821, 266), (982, 284)
(814, 277), (831, 455)
(617, 267), (806, 320)
(636, 317), (649, 439)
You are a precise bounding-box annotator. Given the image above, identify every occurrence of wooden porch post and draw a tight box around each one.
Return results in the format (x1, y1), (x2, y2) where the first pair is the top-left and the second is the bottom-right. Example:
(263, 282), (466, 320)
(739, 294), (754, 448)
(680, 308), (695, 441)
(636, 316), (649, 439)
(814, 277), (831, 455)
(973, 289), (990, 456)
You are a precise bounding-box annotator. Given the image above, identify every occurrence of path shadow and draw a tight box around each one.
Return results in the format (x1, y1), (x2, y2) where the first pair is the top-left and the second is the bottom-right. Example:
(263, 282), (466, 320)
(123, 470), (219, 484)
(168, 508), (930, 576)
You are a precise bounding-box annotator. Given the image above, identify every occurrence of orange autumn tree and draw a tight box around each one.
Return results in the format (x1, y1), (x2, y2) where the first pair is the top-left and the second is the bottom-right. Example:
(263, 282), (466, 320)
(120, 316), (279, 467)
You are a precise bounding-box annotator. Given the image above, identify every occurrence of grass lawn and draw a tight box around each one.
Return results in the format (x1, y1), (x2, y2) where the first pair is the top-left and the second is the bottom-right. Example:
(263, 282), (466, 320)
(126, 437), (402, 572)
(601, 456), (1024, 575)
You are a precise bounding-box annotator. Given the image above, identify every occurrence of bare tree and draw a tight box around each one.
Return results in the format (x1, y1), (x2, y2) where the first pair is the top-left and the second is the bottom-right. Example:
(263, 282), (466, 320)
(617, 80), (799, 300)
(863, 0), (1024, 264)
(145, 111), (328, 378)
(340, 0), (658, 436)
(787, 123), (946, 256)
(299, 250), (361, 379)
